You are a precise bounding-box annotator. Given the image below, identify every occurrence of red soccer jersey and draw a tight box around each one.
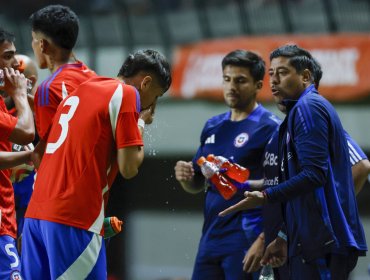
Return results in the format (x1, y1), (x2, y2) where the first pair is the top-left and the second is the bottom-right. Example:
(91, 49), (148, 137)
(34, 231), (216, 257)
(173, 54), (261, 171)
(0, 97), (18, 238)
(34, 61), (96, 141)
(26, 77), (143, 235)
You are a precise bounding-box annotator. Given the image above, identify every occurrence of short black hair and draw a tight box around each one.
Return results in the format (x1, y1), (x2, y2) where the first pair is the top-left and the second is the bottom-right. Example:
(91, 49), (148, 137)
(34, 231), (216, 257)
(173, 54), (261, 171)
(270, 45), (314, 75)
(118, 49), (172, 92)
(222, 49), (265, 81)
(0, 28), (16, 45)
(30, 5), (79, 50)
(311, 57), (323, 89)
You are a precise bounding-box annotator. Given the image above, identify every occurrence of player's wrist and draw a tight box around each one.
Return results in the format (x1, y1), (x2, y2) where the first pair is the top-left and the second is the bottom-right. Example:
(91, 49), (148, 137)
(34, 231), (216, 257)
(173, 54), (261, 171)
(138, 118), (145, 130)
(277, 230), (287, 242)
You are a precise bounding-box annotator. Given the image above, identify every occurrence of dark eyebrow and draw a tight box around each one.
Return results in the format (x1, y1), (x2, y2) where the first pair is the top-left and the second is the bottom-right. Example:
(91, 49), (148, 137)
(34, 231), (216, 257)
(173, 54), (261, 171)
(2, 50), (16, 56)
(269, 66), (289, 71)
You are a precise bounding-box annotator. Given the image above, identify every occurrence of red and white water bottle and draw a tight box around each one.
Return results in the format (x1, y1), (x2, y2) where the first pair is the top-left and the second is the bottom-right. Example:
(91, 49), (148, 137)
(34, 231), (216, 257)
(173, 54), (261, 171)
(207, 154), (250, 183)
(197, 156), (237, 200)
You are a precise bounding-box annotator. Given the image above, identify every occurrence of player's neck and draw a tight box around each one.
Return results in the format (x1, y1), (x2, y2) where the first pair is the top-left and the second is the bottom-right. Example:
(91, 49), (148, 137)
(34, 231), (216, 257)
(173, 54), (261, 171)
(230, 102), (258, 121)
(48, 52), (77, 73)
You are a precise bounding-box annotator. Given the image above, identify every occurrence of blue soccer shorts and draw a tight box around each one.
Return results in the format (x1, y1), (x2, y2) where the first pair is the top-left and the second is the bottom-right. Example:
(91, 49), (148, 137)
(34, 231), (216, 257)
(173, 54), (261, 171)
(0, 235), (22, 280)
(21, 218), (106, 280)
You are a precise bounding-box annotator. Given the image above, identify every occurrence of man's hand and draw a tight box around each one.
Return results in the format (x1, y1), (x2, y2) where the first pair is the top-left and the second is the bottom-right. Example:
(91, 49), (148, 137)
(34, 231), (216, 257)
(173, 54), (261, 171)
(2, 67), (27, 98)
(261, 237), (287, 268)
(140, 102), (157, 125)
(218, 191), (265, 216)
(31, 140), (47, 169)
(174, 161), (194, 182)
(243, 233), (265, 273)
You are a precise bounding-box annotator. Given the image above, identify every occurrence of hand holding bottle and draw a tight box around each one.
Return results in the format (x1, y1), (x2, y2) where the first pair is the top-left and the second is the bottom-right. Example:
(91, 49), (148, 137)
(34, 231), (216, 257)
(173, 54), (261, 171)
(206, 154), (250, 183)
(197, 156), (237, 200)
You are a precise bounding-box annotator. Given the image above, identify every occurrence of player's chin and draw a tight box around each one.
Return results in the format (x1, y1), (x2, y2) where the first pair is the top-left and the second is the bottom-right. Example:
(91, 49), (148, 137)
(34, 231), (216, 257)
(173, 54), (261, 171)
(225, 99), (238, 108)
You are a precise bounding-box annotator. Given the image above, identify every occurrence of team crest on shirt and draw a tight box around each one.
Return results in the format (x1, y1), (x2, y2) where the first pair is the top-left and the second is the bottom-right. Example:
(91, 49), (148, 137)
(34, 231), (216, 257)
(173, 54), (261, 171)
(11, 271), (22, 280)
(234, 133), (249, 148)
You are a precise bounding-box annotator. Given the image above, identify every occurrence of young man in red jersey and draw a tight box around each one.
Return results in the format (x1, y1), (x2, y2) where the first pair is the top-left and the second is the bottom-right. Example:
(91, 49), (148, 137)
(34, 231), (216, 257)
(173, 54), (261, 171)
(21, 49), (171, 279)
(0, 28), (34, 280)
(29, 5), (96, 166)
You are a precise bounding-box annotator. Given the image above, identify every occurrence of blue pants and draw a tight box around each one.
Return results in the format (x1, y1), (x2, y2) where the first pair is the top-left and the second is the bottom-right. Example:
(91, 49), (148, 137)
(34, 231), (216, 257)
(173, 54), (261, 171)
(192, 248), (259, 280)
(289, 252), (358, 280)
(21, 218), (107, 279)
(0, 235), (22, 280)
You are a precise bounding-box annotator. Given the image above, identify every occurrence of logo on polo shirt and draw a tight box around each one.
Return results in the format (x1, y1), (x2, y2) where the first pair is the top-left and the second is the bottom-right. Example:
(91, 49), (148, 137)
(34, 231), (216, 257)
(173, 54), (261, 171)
(205, 134), (215, 144)
(11, 271), (22, 280)
(234, 133), (249, 148)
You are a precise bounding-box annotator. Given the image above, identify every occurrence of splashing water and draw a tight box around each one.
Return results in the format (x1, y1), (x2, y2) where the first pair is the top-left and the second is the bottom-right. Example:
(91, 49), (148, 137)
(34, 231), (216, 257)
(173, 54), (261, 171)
(143, 120), (170, 157)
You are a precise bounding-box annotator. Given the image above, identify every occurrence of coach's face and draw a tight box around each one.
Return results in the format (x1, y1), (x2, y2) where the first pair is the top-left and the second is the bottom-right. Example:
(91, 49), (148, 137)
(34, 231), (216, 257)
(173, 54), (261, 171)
(269, 56), (308, 102)
(222, 65), (262, 110)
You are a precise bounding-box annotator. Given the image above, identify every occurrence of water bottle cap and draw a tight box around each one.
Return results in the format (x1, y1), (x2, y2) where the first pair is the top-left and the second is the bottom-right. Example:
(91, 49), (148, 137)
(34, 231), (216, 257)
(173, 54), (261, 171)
(196, 156), (206, 166)
(110, 216), (123, 233)
(18, 59), (26, 73)
(206, 154), (215, 161)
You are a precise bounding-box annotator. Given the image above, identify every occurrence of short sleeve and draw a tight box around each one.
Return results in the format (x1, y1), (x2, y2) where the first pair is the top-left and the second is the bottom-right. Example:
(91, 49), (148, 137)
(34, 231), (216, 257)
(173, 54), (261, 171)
(0, 111), (17, 141)
(112, 85), (143, 149)
(34, 86), (58, 141)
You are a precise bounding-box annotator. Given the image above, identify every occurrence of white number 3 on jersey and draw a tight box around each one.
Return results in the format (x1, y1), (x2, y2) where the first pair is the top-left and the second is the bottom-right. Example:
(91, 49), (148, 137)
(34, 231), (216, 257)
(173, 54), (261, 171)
(46, 96), (80, 154)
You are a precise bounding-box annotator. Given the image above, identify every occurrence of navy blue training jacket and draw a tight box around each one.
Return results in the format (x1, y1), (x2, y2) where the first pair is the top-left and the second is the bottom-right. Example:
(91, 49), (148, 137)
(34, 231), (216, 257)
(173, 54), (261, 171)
(265, 84), (367, 261)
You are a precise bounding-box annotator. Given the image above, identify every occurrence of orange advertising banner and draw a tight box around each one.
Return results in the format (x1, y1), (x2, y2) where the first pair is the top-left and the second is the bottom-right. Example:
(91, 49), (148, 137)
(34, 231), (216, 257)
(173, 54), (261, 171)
(170, 34), (370, 102)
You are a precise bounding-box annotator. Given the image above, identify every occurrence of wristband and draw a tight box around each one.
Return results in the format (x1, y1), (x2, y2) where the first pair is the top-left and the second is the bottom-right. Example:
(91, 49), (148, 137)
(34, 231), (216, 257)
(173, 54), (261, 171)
(277, 230), (287, 242)
(138, 118), (145, 130)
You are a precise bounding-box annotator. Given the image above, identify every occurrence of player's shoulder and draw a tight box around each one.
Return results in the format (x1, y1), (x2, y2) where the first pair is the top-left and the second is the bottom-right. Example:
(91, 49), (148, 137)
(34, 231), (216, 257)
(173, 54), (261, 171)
(258, 105), (281, 127)
(204, 111), (229, 129)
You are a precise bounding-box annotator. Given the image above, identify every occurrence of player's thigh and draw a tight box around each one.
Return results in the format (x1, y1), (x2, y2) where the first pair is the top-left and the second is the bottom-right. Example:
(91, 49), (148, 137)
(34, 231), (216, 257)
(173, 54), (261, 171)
(21, 218), (50, 280)
(274, 263), (289, 280)
(191, 249), (224, 280)
(289, 255), (330, 280)
(0, 235), (22, 280)
(329, 252), (358, 280)
(40, 221), (106, 280)
(222, 250), (257, 280)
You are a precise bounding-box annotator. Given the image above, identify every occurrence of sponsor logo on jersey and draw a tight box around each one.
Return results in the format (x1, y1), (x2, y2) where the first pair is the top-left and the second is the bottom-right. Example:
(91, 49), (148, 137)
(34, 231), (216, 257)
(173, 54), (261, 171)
(264, 176), (279, 186)
(205, 134), (215, 144)
(234, 133), (249, 148)
(263, 151), (278, 167)
(11, 271), (22, 280)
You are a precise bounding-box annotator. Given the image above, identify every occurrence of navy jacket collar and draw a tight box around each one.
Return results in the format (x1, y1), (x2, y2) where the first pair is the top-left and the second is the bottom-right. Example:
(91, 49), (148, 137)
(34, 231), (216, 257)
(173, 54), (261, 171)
(282, 84), (317, 112)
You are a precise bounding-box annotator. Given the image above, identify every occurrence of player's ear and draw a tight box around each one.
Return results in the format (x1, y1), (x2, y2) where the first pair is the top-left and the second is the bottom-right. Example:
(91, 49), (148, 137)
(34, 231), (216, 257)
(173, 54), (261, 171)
(256, 80), (263, 90)
(40, 38), (50, 54)
(302, 69), (311, 85)
(140, 76), (152, 92)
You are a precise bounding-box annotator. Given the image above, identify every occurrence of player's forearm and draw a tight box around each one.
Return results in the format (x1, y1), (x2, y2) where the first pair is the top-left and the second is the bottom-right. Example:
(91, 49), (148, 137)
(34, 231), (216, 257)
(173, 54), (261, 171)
(180, 173), (206, 194)
(0, 151), (32, 169)
(352, 159), (370, 195)
(118, 146), (144, 179)
(11, 96), (35, 144)
(248, 179), (265, 190)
